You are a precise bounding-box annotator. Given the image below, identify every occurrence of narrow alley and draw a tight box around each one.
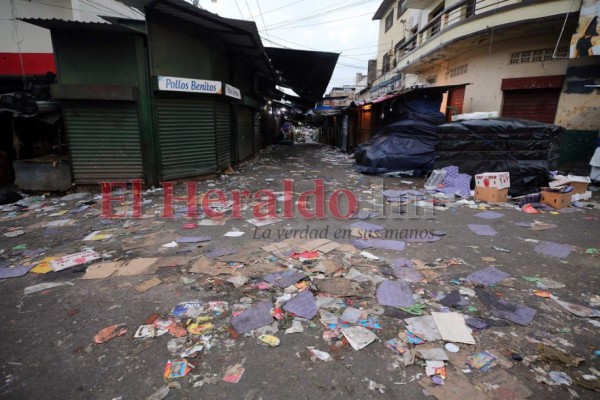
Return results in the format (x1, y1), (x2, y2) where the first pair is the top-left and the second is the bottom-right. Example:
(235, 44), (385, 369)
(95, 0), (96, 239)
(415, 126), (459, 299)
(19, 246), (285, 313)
(1, 143), (599, 399)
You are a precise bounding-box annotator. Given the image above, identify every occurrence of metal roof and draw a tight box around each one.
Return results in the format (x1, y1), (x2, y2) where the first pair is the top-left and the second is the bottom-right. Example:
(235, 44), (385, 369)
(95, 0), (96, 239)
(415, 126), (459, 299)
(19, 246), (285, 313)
(19, 18), (141, 34)
(147, 0), (274, 80)
(265, 47), (339, 104)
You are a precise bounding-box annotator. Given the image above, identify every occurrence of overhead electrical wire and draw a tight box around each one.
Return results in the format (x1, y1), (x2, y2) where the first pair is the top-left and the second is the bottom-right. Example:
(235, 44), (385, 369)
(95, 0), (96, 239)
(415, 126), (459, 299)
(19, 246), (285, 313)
(255, 0), (270, 43)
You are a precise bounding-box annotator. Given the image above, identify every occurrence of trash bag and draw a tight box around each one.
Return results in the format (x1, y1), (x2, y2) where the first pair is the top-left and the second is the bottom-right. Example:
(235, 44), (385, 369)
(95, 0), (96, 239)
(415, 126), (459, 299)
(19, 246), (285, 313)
(354, 111), (445, 176)
(435, 118), (563, 195)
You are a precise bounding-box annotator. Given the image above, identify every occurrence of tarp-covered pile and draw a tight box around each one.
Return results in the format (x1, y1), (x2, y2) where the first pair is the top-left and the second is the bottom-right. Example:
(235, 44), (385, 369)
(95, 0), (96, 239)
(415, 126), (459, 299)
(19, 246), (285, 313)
(354, 103), (446, 176)
(435, 119), (562, 194)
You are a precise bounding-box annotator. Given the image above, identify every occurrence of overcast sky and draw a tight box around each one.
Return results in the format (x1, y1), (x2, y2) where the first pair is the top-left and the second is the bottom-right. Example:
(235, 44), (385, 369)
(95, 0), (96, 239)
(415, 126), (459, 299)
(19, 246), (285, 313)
(197, 0), (381, 94)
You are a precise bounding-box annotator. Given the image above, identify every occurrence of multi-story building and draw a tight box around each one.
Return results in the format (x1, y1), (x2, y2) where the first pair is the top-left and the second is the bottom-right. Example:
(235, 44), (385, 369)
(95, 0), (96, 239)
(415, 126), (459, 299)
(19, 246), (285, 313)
(324, 85), (356, 107)
(371, 0), (599, 170)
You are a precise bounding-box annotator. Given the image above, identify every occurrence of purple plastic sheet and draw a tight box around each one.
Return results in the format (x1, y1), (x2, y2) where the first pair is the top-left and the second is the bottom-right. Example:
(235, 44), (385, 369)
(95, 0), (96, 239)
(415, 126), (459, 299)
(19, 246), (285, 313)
(376, 280), (415, 307)
(466, 267), (510, 287)
(352, 239), (406, 251)
(264, 270), (306, 287)
(475, 211), (505, 220)
(468, 224), (498, 236)
(350, 222), (384, 232)
(382, 258), (423, 283)
(204, 247), (237, 259)
(465, 317), (489, 330)
(0, 264), (34, 279)
(177, 236), (212, 243)
(476, 288), (536, 326)
(283, 290), (317, 319)
(534, 241), (572, 259)
(514, 222), (531, 227)
(350, 210), (381, 220)
(488, 299), (537, 326)
(231, 301), (274, 334)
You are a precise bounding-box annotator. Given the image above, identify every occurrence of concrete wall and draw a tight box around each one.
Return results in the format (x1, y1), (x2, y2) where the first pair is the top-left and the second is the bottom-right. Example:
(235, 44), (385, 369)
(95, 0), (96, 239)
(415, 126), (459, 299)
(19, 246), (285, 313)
(408, 33), (570, 114)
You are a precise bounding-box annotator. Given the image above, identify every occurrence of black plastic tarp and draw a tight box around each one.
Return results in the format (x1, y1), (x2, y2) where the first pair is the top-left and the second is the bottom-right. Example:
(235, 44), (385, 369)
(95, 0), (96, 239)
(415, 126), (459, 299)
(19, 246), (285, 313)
(435, 118), (562, 194)
(354, 99), (446, 176)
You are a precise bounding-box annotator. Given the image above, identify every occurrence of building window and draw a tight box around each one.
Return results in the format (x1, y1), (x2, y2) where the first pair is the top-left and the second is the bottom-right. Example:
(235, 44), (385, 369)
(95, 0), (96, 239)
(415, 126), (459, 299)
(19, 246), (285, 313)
(464, 0), (475, 18)
(449, 63), (468, 77)
(382, 53), (391, 74)
(385, 11), (394, 32)
(508, 48), (568, 64)
(397, 1), (405, 19)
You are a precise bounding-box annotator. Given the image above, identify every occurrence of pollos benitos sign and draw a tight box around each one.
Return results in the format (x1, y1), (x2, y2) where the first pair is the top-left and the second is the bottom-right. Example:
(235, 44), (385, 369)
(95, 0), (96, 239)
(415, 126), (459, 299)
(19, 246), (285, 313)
(157, 76), (222, 94)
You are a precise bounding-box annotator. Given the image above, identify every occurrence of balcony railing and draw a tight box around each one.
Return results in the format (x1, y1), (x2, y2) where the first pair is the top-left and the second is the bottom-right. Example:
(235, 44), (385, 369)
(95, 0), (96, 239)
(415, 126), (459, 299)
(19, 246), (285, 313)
(397, 0), (518, 56)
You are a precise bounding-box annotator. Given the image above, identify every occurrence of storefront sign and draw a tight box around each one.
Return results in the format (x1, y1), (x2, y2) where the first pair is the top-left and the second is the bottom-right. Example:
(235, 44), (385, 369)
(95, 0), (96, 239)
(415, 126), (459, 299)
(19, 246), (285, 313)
(225, 84), (242, 99)
(157, 76), (222, 94)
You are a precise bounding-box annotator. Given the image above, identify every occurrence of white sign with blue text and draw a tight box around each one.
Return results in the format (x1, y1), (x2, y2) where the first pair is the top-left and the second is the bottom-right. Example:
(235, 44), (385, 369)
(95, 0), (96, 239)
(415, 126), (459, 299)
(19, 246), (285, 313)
(157, 76), (222, 94)
(225, 84), (242, 100)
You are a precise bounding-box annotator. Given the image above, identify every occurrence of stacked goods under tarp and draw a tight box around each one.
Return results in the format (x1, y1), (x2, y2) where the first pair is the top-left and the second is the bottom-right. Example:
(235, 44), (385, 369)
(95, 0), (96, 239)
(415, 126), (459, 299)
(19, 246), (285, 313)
(435, 119), (562, 195)
(353, 102), (446, 176)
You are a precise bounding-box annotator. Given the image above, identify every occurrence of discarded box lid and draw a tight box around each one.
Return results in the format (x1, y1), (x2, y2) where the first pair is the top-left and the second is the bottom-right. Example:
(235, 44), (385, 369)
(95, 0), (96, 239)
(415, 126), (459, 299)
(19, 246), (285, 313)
(475, 172), (510, 189)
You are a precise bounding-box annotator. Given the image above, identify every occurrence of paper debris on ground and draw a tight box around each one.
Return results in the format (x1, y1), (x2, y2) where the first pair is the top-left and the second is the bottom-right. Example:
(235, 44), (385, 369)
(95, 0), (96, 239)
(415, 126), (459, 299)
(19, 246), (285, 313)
(82, 231), (113, 241)
(224, 231), (245, 237)
(404, 315), (442, 341)
(468, 224), (498, 236)
(341, 326), (378, 350)
(283, 290), (317, 319)
(466, 267), (510, 287)
(222, 364), (245, 383)
(431, 312), (476, 344)
(135, 277), (162, 293)
(23, 281), (68, 295)
(94, 323), (127, 344)
(50, 250), (101, 272)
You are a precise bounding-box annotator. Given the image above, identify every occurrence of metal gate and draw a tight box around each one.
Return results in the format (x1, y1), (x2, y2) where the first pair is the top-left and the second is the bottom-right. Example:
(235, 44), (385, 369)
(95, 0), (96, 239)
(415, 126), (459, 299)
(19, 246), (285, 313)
(155, 97), (217, 180)
(237, 106), (254, 161)
(215, 101), (231, 170)
(501, 88), (561, 124)
(62, 101), (144, 184)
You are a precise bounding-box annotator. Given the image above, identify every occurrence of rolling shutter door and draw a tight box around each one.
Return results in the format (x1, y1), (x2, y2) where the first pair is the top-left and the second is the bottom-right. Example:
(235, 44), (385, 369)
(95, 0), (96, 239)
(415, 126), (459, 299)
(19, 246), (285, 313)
(215, 101), (231, 170)
(155, 97), (217, 180)
(237, 106), (254, 161)
(501, 88), (560, 124)
(62, 101), (143, 184)
(447, 87), (465, 121)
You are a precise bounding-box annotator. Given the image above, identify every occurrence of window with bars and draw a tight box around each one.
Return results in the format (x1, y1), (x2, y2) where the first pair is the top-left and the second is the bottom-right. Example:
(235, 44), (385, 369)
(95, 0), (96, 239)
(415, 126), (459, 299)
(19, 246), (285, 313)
(449, 63), (468, 77)
(508, 48), (568, 64)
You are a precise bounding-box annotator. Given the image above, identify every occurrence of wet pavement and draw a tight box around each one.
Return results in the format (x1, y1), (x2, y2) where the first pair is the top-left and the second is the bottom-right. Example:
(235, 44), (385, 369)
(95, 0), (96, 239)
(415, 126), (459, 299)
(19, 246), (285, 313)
(0, 143), (599, 400)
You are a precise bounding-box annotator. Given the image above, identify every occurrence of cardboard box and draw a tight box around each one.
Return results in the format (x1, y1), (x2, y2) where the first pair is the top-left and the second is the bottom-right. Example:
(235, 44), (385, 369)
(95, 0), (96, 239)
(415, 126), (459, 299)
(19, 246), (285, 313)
(475, 172), (510, 189)
(549, 174), (591, 194)
(475, 187), (508, 203)
(540, 190), (572, 209)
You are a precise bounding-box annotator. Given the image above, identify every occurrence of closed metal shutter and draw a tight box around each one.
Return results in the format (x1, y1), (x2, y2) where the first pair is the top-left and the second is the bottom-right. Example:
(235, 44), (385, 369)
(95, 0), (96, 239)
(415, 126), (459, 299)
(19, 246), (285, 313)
(63, 101), (143, 184)
(501, 89), (560, 124)
(155, 97), (217, 180)
(237, 106), (254, 161)
(214, 101), (231, 170)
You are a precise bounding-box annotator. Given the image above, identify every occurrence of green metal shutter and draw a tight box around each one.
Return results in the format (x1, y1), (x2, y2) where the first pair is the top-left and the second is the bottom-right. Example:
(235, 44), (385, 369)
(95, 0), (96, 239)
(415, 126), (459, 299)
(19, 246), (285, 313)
(215, 100), (231, 170)
(155, 97), (217, 180)
(237, 106), (254, 161)
(62, 101), (144, 184)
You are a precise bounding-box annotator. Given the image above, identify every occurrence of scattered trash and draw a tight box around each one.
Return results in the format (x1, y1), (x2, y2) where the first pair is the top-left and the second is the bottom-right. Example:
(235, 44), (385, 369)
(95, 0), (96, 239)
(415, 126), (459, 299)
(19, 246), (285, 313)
(258, 334), (280, 347)
(135, 277), (162, 293)
(538, 343), (585, 367)
(549, 371), (572, 386)
(341, 326), (378, 350)
(223, 364), (245, 383)
(23, 281), (68, 295)
(94, 323), (127, 344)
(164, 359), (192, 379)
